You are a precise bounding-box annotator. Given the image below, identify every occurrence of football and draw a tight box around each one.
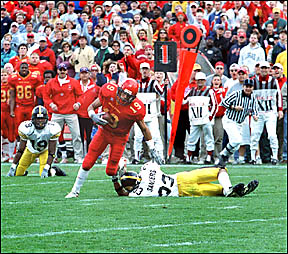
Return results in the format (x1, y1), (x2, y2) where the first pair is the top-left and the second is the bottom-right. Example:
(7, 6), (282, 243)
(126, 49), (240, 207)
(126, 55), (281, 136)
(102, 112), (114, 124)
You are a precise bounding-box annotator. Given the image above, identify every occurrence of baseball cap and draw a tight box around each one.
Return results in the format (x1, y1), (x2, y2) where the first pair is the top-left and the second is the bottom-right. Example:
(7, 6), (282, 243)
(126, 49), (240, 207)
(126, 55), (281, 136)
(238, 67), (247, 74)
(100, 36), (108, 41)
(80, 67), (89, 73)
(57, 63), (67, 70)
(260, 61), (270, 68)
(191, 2), (198, 8)
(272, 7), (281, 13)
(68, 2), (75, 6)
(272, 63), (283, 69)
(11, 22), (19, 27)
(39, 36), (47, 42)
(215, 61), (225, 68)
(144, 45), (153, 50)
(27, 33), (34, 38)
(215, 24), (224, 30)
(71, 29), (80, 35)
(206, 35), (214, 40)
(229, 63), (240, 70)
(195, 72), (206, 80)
(244, 79), (254, 86)
(140, 62), (150, 69)
(90, 64), (98, 71)
(103, 1), (113, 6)
(206, 1), (214, 6)
(238, 32), (247, 38)
(193, 63), (201, 70)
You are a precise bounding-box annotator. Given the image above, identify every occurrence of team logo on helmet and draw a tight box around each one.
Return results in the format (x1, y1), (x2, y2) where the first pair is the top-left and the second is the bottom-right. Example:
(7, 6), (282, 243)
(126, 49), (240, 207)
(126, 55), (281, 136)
(31, 105), (48, 129)
(120, 171), (142, 192)
(116, 78), (139, 105)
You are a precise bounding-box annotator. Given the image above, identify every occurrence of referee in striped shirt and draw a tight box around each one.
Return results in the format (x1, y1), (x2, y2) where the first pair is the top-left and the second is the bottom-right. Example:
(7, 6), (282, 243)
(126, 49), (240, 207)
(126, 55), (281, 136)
(217, 79), (259, 166)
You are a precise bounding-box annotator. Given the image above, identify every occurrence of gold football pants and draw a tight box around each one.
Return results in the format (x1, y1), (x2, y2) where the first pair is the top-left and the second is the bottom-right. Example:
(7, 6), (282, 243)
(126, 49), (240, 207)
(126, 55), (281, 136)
(177, 167), (223, 197)
(15, 148), (48, 176)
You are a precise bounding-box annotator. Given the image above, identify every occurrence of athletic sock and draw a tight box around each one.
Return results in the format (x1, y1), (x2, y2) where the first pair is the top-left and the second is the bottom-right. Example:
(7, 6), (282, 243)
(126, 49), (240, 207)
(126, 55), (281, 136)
(218, 171), (232, 196)
(71, 166), (90, 194)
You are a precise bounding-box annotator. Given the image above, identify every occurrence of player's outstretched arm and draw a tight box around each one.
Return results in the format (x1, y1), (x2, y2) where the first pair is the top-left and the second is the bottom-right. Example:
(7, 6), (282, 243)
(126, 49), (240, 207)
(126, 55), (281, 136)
(113, 180), (129, 196)
(7, 139), (27, 176)
(41, 140), (58, 178)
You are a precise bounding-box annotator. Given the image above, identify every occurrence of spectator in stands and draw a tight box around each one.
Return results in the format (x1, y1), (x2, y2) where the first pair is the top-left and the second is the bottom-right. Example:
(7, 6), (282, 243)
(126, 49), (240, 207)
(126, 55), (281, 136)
(118, 2), (134, 24)
(275, 42), (287, 77)
(31, 8), (41, 27)
(139, 2), (153, 20)
(70, 29), (80, 51)
(100, 60), (127, 85)
(224, 63), (240, 90)
(213, 24), (230, 66)
(200, 36), (223, 69)
(51, 31), (64, 58)
(128, 1), (141, 16)
(14, 13), (26, 33)
(271, 29), (287, 64)
(226, 1), (248, 29)
(208, 1), (222, 25)
(26, 33), (39, 56)
(1, 40), (17, 68)
(10, 0), (33, 24)
(56, 41), (75, 78)
(1, 7), (12, 40)
(203, 1), (214, 21)
(168, 12), (187, 48)
(238, 32), (265, 75)
(70, 35), (95, 79)
(60, 2), (79, 25)
(104, 40), (124, 62)
(118, 43), (138, 79)
(49, 8), (61, 27)
(102, 1), (115, 22)
(33, 36), (56, 67)
(9, 43), (29, 68)
(156, 29), (170, 43)
(94, 35), (113, 70)
(108, 15), (127, 39)
(264, 7), (287, 33)
(206, 62), (228, 87)
(33, 13), (51, 35)
(7, 22), (22, 52)
(43, 63), (84, 163)
(49, 20), (64, 43)
(161, 2), (172, 18)
(187, 6), (209, 37)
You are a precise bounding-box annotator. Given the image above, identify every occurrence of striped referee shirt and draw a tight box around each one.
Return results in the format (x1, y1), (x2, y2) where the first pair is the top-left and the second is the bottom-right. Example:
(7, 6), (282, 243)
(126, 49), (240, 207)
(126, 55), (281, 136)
(138, 78), (164, 95)
(221, 90), (258, 124)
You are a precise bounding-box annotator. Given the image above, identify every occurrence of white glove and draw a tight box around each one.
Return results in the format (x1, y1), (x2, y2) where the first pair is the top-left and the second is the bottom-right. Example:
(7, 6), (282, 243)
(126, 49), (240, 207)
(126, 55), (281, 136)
(150, 148), (164, 165)
(41, 164), (50, 178)
(7, 164), (17, 177)
(89, 111), (108, 126)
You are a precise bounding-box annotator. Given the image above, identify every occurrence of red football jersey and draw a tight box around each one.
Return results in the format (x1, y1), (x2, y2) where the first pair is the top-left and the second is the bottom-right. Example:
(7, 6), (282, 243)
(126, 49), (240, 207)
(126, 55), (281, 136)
(8, 71), (41, 106)
(1, 82), (11, 112)
(99, 83), (146, 136)
(9, 55), (29, 68)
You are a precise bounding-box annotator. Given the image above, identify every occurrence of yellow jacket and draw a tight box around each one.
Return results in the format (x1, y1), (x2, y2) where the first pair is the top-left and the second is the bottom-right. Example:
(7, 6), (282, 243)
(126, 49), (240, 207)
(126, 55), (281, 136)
(276, 50), (287, 78)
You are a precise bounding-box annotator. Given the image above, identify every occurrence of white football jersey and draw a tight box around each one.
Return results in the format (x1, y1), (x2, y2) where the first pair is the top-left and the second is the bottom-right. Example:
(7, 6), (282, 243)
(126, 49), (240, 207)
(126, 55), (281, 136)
(129, 161), (179, 197)
(18, 120), (61, 154)
(136, 93), (160, 121)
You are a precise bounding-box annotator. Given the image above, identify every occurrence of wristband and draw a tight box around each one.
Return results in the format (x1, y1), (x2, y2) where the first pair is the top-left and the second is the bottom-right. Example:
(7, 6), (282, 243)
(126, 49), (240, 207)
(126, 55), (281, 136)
(146, 139), (155, 150)
(88, 109), (96, 118)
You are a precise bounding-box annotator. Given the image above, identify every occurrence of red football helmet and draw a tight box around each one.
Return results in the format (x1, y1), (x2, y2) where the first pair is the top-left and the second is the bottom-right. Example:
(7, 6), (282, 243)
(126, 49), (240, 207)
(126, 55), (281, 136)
(117, 78), (139, 105)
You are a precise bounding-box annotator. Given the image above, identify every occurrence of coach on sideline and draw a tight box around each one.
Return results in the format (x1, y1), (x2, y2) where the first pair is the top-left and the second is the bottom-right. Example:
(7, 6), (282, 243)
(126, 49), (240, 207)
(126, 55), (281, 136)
(217, 79), (259, 165)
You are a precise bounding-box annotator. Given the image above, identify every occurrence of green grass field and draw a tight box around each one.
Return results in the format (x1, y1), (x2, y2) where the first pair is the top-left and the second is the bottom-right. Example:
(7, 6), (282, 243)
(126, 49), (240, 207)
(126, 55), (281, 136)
(1, 163), (287, 253)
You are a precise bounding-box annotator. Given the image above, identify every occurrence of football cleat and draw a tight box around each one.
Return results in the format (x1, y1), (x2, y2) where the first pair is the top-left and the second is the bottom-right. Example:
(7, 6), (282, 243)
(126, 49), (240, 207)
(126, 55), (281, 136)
(48, 166), (67, 177)
(250, 160), (256, 165)
(131, 159), (140, 165)
(217, 155), (229, 168)
(239, 180), (259, 197)
(65, 191), (79, 198)
(271, 159), (278, 165)
(225, 183), (245, 197)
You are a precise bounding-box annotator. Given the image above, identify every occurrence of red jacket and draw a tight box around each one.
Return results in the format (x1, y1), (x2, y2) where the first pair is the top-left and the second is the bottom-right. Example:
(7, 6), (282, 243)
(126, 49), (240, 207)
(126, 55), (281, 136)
(43, 75), (83, 114)
(10, 5), (33, 23)
(212, 87), (227, 117)
(277, 76), (287, 90)
(33, 47), (56, 68)
(77, 85), (100, 118)
(168, 22), (187, 48)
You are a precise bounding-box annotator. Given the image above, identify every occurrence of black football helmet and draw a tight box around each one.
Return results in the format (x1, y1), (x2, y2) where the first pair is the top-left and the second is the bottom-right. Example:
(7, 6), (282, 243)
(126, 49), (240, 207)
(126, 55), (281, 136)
(31, 105), (48, 129)
(120, 171), (142, 192)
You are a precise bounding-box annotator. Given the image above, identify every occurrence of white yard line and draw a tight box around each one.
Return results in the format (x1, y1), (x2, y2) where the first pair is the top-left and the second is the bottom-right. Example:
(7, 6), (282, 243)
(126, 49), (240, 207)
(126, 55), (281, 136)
(2, 217), (286, 239)
(2, 198), (104, 205)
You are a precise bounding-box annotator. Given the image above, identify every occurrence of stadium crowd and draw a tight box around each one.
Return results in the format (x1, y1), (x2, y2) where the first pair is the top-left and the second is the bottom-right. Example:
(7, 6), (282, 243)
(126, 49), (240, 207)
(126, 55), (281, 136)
(1, 1), (287, 166)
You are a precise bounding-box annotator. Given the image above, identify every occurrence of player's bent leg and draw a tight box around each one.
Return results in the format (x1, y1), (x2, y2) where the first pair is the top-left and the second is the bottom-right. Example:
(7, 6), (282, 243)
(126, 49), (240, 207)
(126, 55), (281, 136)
(15, 148), (35, 176)
(238, 180), (259, 197)
(197, 183), (223, 196)
(39, 150), (49, 176)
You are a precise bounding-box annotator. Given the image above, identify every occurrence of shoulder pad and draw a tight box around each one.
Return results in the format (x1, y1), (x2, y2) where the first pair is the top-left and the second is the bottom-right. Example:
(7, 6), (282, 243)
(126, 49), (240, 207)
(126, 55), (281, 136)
(48, 121), (62, 139)
(18, 120), (34, 140)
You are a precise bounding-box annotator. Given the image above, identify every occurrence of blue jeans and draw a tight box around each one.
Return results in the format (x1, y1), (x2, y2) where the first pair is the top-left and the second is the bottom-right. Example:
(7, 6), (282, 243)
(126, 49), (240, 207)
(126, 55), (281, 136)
(283, 110), (287, 160)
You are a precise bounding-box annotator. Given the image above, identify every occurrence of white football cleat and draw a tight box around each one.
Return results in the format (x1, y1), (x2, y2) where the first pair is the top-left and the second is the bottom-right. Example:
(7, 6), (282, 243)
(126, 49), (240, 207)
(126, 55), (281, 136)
(65, 191), (79, 198)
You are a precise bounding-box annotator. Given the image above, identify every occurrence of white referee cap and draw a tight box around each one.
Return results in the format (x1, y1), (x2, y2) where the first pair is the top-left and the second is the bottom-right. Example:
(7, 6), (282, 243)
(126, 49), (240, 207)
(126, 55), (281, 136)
(259, 61), (270, 68)
(195, 72), (206, 80)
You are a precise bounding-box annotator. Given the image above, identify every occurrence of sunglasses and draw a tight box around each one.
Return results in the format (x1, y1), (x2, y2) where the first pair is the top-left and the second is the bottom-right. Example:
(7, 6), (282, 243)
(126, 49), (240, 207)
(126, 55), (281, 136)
(260, 66), (269, 69)
(160, 31), (167, 34)
(194, 69), (201, 72)
(27, 36), (34, 38)
(56, 23), (63, 25)
(239, 36), (245, 39)
(59, 68), (67, 71)
(230, 69), (238, 72)
(4, 43), (10, 45)
(112, 44), (119, 47)
(216, 67), (224, 70)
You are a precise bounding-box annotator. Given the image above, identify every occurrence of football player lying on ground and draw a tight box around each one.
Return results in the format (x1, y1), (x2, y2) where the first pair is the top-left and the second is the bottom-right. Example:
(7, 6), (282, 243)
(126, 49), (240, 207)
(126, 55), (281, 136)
(113, 160), (259, 197)
(7, 106), (66, 177)
(65, 79), (163, 198)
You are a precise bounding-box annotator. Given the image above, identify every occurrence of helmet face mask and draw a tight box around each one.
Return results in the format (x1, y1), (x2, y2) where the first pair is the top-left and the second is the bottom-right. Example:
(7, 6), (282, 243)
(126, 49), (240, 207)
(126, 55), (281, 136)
(32, 106), (48, 129)
(116, 79), (139, 105)
(120, 171), (142, 192)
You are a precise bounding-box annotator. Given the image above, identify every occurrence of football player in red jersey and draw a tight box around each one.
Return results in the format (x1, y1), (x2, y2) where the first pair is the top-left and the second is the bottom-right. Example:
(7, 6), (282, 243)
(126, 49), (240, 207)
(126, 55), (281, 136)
(65, 78), (164, 198)
(1, 69), (16, 162)
(8, 62), (42, 135)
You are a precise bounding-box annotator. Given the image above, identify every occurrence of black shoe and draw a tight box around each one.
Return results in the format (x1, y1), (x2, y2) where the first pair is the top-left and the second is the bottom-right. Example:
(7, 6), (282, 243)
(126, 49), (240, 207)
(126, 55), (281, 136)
(217, 155), (228, 167)
(132, 159), (140, 165)
(271, 159), (278, 165)
(49, 165), (67, 176)
(225, 183), (245, 197)
(23, 171), (28, 176)
(250, 160), (256, 165)
(238, 180), (259, 197)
